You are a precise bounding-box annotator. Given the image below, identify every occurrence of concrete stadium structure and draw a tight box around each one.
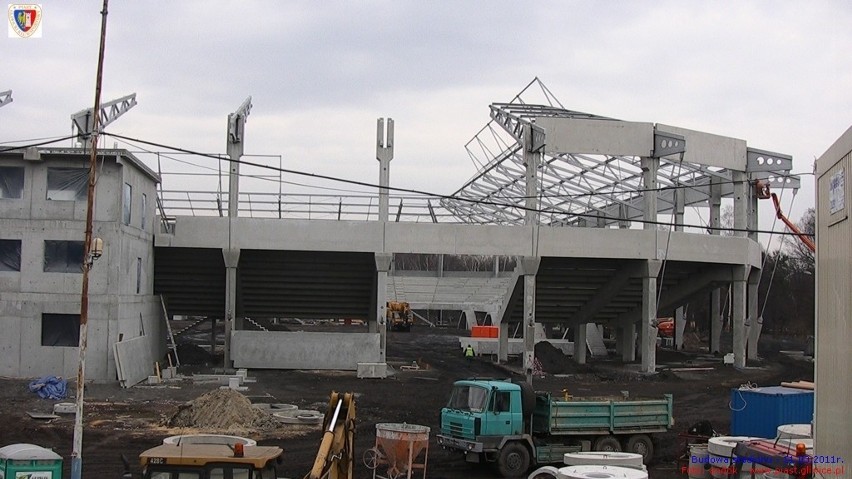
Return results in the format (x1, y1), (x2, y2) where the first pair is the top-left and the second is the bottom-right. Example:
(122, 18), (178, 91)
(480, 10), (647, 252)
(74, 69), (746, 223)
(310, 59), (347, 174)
(0, 82), (799, 382)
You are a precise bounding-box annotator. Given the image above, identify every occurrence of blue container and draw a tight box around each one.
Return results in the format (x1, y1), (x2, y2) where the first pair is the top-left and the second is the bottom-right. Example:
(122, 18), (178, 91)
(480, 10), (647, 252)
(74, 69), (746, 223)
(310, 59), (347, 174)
(730, 386), (814, 439)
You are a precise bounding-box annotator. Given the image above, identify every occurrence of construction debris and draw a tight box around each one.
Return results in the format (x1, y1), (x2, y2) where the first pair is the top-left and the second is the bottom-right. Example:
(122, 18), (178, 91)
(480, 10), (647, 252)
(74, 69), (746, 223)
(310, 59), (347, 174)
(780, 380), (814, 390)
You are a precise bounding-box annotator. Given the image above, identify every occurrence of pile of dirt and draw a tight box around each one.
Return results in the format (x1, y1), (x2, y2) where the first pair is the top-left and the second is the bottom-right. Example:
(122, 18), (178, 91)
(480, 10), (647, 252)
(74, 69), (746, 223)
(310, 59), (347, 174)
(167, 389), (279, 432)
(535, 341), (593, 374)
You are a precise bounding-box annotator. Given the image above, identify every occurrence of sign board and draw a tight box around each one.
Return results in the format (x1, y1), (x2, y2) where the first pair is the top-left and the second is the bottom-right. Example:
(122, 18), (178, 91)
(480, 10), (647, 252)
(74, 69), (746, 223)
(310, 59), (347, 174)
(829, 167), (845, 214)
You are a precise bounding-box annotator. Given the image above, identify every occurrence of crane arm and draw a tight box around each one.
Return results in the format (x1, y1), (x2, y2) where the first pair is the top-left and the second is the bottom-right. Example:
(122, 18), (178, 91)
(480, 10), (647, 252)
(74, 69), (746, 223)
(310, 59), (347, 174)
(771, 192), (815, 253)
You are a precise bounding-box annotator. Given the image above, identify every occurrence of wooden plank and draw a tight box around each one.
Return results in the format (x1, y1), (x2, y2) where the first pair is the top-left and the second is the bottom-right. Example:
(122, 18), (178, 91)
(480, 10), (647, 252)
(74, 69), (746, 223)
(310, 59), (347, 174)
(781, 381), (815, 390)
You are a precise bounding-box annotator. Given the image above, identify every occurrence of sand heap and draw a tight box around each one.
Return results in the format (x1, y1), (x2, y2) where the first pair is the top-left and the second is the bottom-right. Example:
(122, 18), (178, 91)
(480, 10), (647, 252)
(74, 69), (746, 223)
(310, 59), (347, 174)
(168, 389), (279, 432)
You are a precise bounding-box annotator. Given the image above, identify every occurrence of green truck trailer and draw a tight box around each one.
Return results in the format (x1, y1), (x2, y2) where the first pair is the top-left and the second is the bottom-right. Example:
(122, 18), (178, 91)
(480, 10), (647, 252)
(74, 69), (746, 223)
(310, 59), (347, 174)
(436, 379), (673, 477)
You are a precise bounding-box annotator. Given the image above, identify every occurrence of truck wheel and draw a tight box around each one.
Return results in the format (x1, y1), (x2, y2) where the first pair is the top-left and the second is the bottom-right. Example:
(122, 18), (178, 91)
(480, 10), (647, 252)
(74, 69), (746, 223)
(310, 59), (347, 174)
(592, 435), (622, 452)
(497, 442), (531, 478)
(625, 434), (654, 464)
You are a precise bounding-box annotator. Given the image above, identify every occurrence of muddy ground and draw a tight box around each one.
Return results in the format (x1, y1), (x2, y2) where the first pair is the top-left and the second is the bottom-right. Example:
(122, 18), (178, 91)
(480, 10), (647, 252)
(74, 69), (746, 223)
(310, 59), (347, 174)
(0, 326), (813, 478)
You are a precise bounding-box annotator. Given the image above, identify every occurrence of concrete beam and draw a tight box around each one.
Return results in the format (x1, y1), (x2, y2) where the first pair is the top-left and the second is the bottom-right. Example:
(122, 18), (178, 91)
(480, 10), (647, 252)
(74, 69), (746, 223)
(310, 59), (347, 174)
(655, 124), (748, 170)
(536, 118), (655, 157)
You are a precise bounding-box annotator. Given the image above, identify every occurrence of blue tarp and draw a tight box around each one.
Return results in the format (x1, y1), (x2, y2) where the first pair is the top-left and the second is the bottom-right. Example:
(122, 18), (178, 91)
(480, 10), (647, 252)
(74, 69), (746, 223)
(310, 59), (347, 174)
(28, 376), (68, 400)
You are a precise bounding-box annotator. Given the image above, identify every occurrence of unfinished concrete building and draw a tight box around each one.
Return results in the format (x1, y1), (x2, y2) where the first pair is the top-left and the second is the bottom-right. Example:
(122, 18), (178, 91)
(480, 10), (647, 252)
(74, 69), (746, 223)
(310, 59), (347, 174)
(0, 81), (798, 383)
(0, 147), (163, 381)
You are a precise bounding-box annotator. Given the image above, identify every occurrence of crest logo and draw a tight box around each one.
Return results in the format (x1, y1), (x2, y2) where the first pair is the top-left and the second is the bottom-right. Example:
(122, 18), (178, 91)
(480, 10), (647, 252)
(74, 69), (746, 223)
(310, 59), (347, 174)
(8, 4), (42, 38)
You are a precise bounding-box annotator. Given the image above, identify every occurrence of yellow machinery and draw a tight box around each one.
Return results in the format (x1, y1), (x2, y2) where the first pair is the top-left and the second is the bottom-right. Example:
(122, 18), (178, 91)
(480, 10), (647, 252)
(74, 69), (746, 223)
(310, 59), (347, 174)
(387, 301), (413, 332)
(137, 443), (284, 478)
(306, 391), (356, 479)
(132, 391), (356, 479)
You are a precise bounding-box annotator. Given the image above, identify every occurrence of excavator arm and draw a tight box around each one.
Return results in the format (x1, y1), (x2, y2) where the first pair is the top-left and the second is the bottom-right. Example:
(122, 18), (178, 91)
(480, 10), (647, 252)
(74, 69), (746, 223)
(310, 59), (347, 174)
(306, 391), (356, 479)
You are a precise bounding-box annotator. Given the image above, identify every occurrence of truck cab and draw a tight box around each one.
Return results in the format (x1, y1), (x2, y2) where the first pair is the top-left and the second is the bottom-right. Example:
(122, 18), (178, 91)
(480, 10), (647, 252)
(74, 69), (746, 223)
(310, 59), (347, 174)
(438, 380), (534, 477)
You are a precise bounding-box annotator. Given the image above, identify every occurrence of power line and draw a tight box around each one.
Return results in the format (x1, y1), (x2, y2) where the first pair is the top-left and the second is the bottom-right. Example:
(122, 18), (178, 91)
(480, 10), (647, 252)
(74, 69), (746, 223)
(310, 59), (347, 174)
(0, 135), (79, 153)
(102, 131), (814, 237)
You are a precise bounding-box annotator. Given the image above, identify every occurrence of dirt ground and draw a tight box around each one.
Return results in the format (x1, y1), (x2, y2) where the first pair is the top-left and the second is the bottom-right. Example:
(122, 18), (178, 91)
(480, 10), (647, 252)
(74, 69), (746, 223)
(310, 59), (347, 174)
(0, 326), (813, 479)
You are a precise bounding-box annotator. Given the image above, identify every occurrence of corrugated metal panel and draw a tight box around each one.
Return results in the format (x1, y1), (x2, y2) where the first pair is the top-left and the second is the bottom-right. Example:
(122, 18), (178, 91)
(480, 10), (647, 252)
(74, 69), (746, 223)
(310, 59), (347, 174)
(815, 136), (852, 459)
(730, 386), (814, 439)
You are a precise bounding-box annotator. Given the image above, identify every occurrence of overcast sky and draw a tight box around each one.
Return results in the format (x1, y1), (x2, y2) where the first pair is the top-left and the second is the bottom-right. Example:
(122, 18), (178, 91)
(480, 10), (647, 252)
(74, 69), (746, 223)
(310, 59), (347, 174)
(3, 1), (850, 236)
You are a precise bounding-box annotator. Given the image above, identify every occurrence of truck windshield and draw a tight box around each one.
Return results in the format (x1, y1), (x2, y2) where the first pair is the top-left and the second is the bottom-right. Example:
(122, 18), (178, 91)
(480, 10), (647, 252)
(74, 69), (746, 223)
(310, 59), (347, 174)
(447, 385), (489, 412)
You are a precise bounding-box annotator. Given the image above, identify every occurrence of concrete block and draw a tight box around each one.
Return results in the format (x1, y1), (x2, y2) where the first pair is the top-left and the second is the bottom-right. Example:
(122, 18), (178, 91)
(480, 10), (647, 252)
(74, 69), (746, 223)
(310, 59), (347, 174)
(147, 375), (160, 385)
(357, 362), (387, 379)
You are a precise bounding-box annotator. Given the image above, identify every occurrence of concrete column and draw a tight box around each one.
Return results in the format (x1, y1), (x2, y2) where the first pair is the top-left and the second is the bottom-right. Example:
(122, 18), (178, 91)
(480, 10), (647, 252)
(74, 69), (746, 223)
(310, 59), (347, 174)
(622, 322), (636, 362)
(675, 187), (685, 232)
(641, 157), (659, 228)
(747, 268), (762, 359)
(710, 288), (722, 353)
(641, 276), (657, 373)
(523, 125), (540, 226)
(573, 323), (587, 364)
(747, 176), (759, 242)
(521, 256), (540, 384)
(375, 253), (392, 363)
(732, 265), (748, 368)
(498, 322), (509, 362)
(376, 118), (394, 222)
(614, 326), (623, 356)
(675, 307), (685, 350)
(222, 249), (240, 368)
(437, 254), (444, 278)
(733, 171), (748, 238)
(709, 178), (723, 353)
(494, 256), (499, 278)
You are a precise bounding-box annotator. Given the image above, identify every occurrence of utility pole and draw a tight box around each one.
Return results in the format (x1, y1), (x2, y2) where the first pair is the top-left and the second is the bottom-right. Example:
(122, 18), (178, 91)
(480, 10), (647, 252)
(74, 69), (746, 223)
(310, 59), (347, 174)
(71, 1), (109, 479)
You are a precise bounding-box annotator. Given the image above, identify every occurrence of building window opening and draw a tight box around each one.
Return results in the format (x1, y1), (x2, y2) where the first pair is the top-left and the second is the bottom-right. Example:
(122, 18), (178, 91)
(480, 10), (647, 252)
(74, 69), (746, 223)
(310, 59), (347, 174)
(136, 257), (142, 294)
(43, 240), (84, 273)
(0, 166), (24, 199)
(41, 313), (80, 347)
(0, 239), (22, 271)
(123, 182), (132, 225)
(46, 168), (88, 201)
(141, 193), (147, 231)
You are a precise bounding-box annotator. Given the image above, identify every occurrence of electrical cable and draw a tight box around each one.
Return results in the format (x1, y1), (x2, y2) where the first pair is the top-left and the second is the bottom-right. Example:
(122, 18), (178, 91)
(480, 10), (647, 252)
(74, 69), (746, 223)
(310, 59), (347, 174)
(0, 135), (80, 153)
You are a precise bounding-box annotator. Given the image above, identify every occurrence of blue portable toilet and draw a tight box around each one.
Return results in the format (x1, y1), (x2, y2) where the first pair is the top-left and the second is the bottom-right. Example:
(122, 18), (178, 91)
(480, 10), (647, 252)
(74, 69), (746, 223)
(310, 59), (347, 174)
(730, 386), (814, 439)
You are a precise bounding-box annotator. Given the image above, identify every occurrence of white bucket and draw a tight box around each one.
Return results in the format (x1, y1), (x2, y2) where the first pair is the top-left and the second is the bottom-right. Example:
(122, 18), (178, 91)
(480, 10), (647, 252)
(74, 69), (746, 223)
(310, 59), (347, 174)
(563, 452), (644, 468)
(558, 465), (648, 479)
(776, 424), (811, 439)
(687, 444), (710, 479)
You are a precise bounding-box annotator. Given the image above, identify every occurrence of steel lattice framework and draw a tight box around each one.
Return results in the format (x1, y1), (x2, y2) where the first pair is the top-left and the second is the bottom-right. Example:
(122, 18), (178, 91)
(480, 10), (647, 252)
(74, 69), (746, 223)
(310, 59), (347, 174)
(441, 78), (796, 228)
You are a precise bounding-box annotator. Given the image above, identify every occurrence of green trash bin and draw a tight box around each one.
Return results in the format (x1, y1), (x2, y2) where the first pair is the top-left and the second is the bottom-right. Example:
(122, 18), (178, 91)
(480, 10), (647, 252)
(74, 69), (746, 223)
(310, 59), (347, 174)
(0, 443), (63, 479)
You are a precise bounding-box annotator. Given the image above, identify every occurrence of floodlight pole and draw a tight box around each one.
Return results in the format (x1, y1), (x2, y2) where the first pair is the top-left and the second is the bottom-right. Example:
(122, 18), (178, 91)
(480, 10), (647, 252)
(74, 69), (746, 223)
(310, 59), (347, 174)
(71, 1), (109, 479)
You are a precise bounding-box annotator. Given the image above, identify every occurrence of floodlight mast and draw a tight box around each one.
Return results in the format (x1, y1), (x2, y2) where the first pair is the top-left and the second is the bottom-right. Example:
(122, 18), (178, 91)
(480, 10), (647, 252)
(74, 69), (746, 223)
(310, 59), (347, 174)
(0, 90), (12, 108)
(224, 96), (252, 368)
(71, 92), (137, 145)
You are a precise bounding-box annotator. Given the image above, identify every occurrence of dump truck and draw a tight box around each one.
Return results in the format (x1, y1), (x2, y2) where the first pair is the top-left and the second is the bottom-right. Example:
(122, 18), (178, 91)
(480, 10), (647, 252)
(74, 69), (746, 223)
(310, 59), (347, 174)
(386, 301), (413, 332)
(437, 379), (674, 477)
